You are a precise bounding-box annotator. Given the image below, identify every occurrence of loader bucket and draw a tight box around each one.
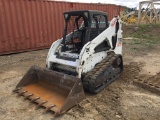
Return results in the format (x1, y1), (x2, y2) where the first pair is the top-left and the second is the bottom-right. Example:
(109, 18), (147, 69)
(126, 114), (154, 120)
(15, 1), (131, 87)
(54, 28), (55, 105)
(13, 66), (85, 115)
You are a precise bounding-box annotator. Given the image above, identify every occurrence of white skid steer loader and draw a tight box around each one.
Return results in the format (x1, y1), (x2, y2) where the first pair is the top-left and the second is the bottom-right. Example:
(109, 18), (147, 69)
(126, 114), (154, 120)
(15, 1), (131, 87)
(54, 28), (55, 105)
(13, 10), (123, 115)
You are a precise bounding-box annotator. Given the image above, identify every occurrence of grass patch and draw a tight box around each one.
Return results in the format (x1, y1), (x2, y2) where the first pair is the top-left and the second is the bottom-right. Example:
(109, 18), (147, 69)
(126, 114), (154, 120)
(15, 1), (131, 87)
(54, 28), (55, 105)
(123, 24), (160, 47)
(123, 41), (126, 45)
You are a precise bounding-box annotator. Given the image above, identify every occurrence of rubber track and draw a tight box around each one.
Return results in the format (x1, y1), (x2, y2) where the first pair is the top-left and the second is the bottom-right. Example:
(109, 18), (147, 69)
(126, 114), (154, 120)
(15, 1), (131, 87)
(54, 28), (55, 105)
(82, 52), (120, 93)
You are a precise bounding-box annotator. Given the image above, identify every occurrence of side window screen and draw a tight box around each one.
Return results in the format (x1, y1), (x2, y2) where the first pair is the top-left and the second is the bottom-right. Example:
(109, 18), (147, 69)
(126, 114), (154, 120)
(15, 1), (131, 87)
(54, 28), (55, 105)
(91, 19), (96, 28)
(91, 15), (106, 29)
(99, 16), (106, 28)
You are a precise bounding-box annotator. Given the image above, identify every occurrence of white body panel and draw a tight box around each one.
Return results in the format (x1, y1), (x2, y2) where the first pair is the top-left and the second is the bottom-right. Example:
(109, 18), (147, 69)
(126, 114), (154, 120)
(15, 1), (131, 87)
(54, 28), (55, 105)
(46, 16), (122, 78)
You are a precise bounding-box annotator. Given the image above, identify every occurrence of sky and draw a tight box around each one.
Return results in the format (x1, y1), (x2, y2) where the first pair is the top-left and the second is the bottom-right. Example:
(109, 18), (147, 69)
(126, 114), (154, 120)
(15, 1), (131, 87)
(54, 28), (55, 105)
(55, 0), (160, 9)
(69, 0), (141, 8)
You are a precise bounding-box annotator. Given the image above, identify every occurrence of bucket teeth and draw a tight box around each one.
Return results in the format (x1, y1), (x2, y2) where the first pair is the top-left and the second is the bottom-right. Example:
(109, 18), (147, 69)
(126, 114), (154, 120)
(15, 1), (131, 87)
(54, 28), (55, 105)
(45, 105), (56, 112)
(13, 87), (22, 92)
(24, 94), (34, 99)
(31, 97), (40, 102)
(36, 101), (48, 109)
(13, 66), (86, 115)
(18, 91), (27, 96)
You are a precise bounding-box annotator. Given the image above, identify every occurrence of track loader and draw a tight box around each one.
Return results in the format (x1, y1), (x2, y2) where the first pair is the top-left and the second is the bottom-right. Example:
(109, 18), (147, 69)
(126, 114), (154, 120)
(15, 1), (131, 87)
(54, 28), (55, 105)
(13, 10), (123, 115)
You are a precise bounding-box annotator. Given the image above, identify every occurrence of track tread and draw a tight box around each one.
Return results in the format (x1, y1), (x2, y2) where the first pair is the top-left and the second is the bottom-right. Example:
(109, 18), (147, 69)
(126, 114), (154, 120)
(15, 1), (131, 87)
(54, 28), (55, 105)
(82, 52), (123, 93)
(133, 73), (160, 95)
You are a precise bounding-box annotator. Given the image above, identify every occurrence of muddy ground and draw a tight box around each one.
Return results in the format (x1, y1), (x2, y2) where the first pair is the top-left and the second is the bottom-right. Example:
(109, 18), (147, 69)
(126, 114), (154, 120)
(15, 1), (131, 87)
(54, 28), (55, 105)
(0, 25), (160, 120)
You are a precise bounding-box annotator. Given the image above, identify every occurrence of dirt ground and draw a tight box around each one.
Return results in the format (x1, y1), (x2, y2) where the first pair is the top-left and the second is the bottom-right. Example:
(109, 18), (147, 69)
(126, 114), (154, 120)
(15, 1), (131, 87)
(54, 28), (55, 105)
(0, 25), (160, 120)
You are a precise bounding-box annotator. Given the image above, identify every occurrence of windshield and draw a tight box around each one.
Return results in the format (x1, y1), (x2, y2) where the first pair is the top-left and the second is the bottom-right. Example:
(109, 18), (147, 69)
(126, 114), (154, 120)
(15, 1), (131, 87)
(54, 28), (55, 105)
(66, 15), (85, 34)
(61, 14), (88, 53)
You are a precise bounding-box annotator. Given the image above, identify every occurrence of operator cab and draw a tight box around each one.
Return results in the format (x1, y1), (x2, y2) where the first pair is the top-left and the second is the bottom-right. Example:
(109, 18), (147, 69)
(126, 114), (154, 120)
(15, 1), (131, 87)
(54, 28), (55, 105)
(61, 10), (109, 53)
